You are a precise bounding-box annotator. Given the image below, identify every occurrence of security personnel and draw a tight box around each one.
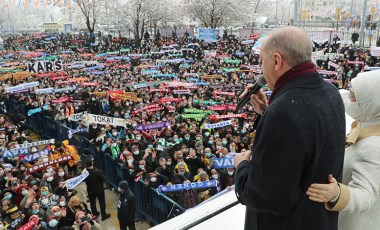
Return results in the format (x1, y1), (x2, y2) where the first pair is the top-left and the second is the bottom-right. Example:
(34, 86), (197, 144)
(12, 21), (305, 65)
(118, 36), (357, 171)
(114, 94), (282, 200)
(117, 180), (136, 230)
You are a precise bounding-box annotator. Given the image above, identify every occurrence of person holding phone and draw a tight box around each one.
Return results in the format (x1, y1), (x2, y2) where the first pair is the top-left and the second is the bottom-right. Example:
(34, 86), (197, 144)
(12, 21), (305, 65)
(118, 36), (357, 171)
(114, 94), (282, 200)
(72, 211), (101, 230)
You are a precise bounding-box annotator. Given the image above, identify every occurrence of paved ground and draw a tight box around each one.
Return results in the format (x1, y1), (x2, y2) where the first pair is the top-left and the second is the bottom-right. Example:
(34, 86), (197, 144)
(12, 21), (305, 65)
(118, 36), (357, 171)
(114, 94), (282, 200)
(27, 129), (151, 230)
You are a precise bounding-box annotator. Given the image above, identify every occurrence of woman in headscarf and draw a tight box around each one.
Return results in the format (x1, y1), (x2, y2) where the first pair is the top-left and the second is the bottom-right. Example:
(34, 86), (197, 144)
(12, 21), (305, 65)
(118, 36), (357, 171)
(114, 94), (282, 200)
(306, 70), (380, 230)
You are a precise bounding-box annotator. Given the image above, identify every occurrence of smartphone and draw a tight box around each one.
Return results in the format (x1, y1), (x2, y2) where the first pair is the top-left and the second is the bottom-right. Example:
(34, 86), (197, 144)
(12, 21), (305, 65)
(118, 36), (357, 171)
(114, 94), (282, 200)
(80, 215), (91, 222)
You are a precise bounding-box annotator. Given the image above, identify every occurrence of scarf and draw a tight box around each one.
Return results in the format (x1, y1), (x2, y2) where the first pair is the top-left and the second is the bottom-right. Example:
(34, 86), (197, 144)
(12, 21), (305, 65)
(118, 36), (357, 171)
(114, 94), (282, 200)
(346, 121), (380, 145)
(268, 61), (317, 104)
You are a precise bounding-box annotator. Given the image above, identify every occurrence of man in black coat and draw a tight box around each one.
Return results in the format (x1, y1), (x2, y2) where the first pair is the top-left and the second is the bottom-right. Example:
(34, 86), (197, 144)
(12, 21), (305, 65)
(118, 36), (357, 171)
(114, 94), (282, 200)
(84, 159), (111, 221)
(118, 180), (136, 230)
(234, 27), (346, 230)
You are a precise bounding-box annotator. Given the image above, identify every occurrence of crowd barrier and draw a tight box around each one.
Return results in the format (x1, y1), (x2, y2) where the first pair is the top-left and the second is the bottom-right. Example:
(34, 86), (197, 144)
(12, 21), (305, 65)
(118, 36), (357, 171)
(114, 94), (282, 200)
(4, 100), (186, 225)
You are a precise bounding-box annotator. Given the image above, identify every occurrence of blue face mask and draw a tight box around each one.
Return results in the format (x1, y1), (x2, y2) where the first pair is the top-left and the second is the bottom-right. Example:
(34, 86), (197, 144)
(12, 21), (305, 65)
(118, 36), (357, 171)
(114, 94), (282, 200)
(114, 114), (119, 118)
(4, 194), (12, 200)
(32, 209), (40, 214)
(179, 171), (185, 175)
(148, 145), (153, 149)
(185, 137), (190, 141)
(206, 153), (211, 158)
(208, 141), (213, 145)
(41, 191), (48, 196)
(49, 219), (58, 228)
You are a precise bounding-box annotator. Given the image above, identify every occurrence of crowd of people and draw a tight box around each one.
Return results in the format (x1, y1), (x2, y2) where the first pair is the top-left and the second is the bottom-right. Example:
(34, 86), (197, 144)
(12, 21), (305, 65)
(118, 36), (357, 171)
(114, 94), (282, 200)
(0, 27), (379, 229)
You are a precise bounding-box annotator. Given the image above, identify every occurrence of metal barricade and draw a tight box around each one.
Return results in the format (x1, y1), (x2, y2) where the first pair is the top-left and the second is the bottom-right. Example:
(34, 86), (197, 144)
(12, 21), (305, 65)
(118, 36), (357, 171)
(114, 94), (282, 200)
(7, 99), (186, 225)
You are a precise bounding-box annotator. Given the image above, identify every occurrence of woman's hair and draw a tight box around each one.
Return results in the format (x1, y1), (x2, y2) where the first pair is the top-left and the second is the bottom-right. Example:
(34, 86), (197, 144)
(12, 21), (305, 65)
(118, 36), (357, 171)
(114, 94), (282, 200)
(67, 195), (81, 208)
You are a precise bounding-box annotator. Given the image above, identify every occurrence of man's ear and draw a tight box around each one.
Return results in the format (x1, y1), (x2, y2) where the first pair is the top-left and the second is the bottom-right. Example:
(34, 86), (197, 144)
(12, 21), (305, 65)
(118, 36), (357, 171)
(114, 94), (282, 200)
(273, 53), (283, 71)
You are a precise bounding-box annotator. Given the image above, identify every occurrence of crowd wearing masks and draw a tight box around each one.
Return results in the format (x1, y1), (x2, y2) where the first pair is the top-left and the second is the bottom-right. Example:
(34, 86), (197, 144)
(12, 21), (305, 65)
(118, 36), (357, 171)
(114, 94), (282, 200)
(0, 29), (377, 229)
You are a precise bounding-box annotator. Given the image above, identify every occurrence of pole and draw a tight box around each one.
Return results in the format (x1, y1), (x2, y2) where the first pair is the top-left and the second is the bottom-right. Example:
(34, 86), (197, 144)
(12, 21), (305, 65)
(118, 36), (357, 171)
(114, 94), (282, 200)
(275, 0), (278, 27)
(350, 0), (354, 17)
(359, 0), (368, 47)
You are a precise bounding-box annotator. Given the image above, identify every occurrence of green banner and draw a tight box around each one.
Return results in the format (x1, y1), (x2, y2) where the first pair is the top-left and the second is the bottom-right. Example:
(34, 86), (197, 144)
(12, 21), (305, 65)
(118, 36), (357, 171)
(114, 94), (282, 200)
(180, 64), (192, 68)
(107, 51), (119, 55)
(193, 99), (221, 105)
(181, 114), (206, 119)
(120, 49), (130, 53)
(222, 67), (240, 72)
(224, 59), (241, 64)
(45, 56), (58, 61)
(184, 108), (213, 114)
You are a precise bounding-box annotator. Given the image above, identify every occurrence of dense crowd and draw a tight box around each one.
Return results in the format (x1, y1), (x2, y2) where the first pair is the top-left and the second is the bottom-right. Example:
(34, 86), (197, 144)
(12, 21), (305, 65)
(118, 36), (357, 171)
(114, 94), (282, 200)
(0, 29), (378, 229)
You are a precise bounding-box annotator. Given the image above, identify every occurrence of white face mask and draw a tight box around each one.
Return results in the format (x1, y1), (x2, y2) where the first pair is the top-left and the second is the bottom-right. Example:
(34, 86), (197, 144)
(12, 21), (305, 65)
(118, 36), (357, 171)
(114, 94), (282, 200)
(127, 159), (134, 164)
(41, 198), (49, 205)
(22, 190), (28, 196)
(47, 176), (54, 182)
(20, 166), (25, 171)
(59, 201), (66, 207)
(0, 224), (3, 229)
(54, 211), (61, 217)
(344, 99), (362, 120)
(43, 158), (49, 163)
(150, 177), (157, 182)
(58, 172), (65, 177)
(0, 170), (4, 176)
(212, 174), (219, 180)
(139, 165), (145, 170)
(228, 171), (234, 176)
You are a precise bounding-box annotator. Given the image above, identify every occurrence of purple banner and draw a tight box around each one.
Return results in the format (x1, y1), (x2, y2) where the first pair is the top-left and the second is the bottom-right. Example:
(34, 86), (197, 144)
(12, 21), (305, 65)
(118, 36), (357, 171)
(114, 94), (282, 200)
(135, 121), (170, 131)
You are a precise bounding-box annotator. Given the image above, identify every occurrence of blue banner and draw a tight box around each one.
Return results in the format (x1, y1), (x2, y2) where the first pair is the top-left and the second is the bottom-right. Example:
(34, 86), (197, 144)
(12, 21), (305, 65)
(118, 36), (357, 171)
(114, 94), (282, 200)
(152, 73), (177, 78)
(142, 70), (159, 75)
(68, 128), (89, 139)
(198, 28), (221, 42)
(186, 78), (199, 82)
(84, 65), (103, 71)
(195, 81), (209, 86)
(27, 105), (49, 116)
(21, 148), (50, 163)
(1, 148), (29, 158)
(213, 158), (235, 169)
(157, 180), (218, 193)
(91, 71), (106, 75)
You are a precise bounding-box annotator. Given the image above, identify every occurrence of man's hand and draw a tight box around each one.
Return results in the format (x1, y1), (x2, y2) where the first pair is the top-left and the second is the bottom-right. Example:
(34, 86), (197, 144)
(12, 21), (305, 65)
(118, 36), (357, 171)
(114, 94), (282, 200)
(250, 90), (268, 115)
(234, 150), (251, 169)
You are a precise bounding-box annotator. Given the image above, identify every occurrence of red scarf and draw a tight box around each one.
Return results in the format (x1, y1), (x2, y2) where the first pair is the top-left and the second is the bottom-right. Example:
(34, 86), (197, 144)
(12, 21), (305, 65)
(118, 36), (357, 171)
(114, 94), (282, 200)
(268, 61), (317, 104)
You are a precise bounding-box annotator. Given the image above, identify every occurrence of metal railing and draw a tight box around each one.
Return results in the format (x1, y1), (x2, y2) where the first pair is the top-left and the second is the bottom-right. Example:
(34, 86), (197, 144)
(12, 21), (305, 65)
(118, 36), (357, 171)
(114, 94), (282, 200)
(4, 100), (186, 225)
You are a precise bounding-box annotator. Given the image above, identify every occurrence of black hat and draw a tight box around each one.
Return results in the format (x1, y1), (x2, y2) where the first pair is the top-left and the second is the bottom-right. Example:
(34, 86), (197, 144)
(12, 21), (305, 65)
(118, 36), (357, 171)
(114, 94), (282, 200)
(119, 180), (129, 190)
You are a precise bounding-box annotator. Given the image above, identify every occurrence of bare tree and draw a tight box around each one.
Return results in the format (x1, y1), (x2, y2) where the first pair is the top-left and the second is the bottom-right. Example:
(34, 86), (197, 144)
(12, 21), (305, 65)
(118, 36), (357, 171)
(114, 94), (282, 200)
(75, 0), (98, 40)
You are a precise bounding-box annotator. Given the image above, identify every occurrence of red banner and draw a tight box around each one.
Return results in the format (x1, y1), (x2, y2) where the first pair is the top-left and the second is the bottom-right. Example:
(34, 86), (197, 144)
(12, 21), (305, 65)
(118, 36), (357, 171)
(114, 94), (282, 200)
(51, 97), (71, 103)
(209, 113), (247, 120)
(212, 91), (236, 97)
(132, 104), (159, 116)
(158, 98), (182, 103)
(18, 217), (39, 230)
(26, 156), (73, 174)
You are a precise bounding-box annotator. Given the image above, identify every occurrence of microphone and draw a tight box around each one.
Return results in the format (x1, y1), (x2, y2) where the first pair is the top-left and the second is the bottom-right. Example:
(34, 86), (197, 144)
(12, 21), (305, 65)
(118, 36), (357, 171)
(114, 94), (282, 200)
(236, 75), (267, 112)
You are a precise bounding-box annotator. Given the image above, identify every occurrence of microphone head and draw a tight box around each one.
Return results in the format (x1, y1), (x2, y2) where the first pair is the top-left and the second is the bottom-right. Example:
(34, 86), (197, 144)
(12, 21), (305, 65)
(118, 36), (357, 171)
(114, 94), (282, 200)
(256, 75), (267, 87)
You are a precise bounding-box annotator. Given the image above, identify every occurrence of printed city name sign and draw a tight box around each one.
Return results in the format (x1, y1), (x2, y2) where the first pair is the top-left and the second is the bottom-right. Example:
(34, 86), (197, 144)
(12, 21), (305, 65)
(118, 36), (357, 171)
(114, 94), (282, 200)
(26, 155), (73, 174)
(213, 158), (235, 169)
(28, 61), (63, 73)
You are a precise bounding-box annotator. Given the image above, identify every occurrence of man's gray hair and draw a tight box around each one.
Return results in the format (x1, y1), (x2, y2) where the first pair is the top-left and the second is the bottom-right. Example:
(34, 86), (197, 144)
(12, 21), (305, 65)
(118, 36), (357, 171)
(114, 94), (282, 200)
(262, 27), (312, 67)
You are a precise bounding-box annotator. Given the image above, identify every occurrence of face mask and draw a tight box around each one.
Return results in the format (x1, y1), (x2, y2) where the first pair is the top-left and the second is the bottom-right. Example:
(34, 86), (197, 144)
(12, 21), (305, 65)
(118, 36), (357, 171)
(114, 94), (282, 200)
(49, 219), (58, 227)
(241, 129), (246, 134)
(150, 177), (157, 182)
(214, 135), (219, 138)
(179, 171), (185, 175)
(173, 138), (178, 142)
(228, 171), (234, 176)
(196, 137), (201, 141)
(206, 153), (211, 158)
(216, 146), (222, 150)
(344, 99), (362, 120)
(0, 170), (3, 176)
(12, 181), (18, 186)
(112, 143), (117, 147)
(132, 124), (137, 128)
(148, 145), (153, 149)
(212, 174), (219, 180)
(0, 135), (5, 139)
(222, 141), (228, 145)
(118, 187), (125, 193)
(139, 165), (145, 170)
(4, 194), (12, 200)
(136, 136), (141, 141)
(114, 114), (119, 118)
(112, 132), (118, 136)
(41, 198), (49, 205)
(208, 141), (213, 145)
(47, 176), (53, 182)
(22, 190), (28, 196)
(54, 211), (61, 217)
(43, 158), (49, 163)
(185, 137), (190, 141)
(166, 162), (172, 166)
(51, 201), (58, 206)
(32, 209), (40, 214)
(31, 148), (37, 153)
(205, 132), (210, 137)
(59, 201), (66, 207)
(134, 151), (139, 155)
(20, 166), (25, 171)
(92, 125), (97, 129)
(58, 172), (65, 177)
(0, 224), (3, 229)
(127, 159), (134, 164)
